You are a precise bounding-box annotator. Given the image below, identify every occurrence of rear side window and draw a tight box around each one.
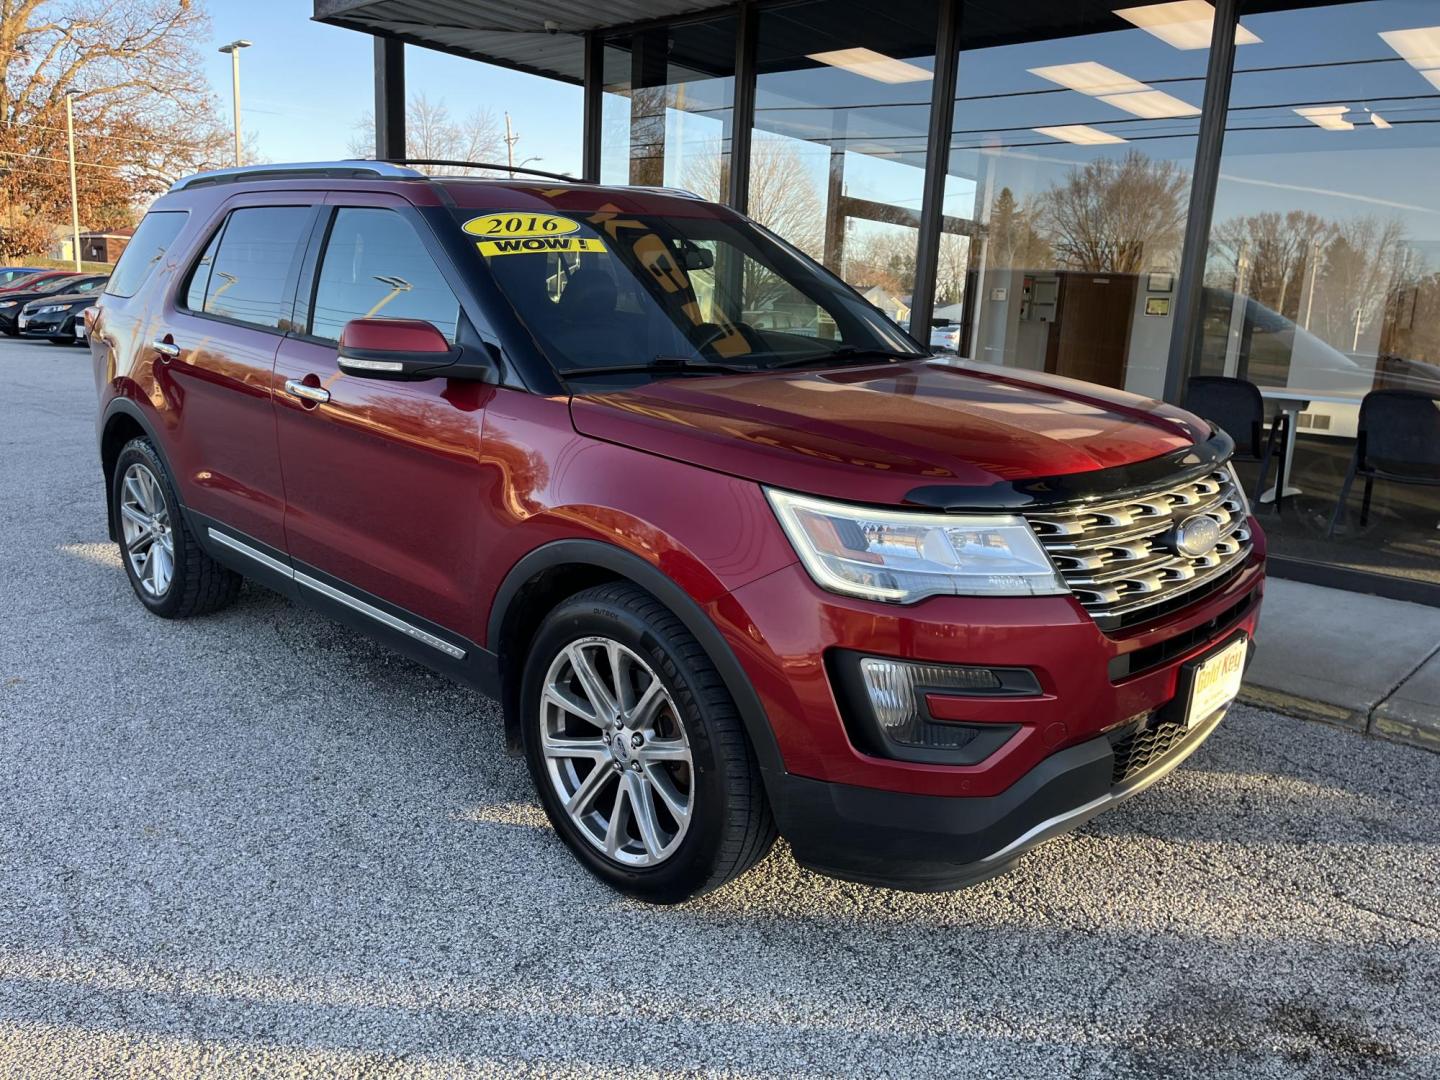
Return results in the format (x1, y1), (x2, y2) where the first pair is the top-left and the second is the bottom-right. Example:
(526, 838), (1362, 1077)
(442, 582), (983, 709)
(186, 206), (311, 330)
(105, 211), (187, 298)
(309, 208), (460, 343)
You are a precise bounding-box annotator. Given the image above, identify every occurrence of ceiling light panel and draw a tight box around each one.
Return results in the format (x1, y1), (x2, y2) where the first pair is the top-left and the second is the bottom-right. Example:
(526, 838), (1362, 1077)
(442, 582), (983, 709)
(1295, 105), (1354, 131)
(1033, 125), (1129, 145)
(807, 48), (933, 84)
(1097, 89), (1202, 118)
(1379, 25), (1440, 69)
(1115, 1), (1261, 50)
(1028, 62), (1149, 96)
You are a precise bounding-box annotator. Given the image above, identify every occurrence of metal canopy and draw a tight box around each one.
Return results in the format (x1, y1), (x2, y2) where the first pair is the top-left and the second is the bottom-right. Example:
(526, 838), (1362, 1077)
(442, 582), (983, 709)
(313, 0), (728, 84)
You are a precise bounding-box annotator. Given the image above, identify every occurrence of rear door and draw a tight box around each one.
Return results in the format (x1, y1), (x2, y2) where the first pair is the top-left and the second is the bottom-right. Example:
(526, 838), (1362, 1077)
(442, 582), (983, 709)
(272, 192), (490, 643)
(159, 193), (320, 553)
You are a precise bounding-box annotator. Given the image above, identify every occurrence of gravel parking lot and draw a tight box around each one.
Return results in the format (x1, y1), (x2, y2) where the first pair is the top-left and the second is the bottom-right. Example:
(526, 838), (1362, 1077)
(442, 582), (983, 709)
(1, 337), (1438, 1079)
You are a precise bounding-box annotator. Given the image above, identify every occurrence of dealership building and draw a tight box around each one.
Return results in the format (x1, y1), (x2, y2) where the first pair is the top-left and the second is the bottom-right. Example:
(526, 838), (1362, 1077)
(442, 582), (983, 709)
(315, 0), (1440, 602)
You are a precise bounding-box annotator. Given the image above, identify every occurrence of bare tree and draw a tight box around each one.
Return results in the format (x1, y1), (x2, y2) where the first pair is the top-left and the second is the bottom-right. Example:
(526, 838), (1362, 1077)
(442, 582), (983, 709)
(0, 0), (234, 258)
(348, 94), (505, 173)
(1038, 151), (1188, 273)
(682, 133), (824, 259)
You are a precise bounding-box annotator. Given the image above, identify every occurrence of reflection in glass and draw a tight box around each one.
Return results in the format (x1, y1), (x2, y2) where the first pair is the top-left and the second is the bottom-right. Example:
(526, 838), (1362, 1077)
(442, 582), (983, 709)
(1197, 0), (1440, 584)
(600, 19), (737, 193)
(748, 0), (937, 331)
(944, 1), (1215, 394)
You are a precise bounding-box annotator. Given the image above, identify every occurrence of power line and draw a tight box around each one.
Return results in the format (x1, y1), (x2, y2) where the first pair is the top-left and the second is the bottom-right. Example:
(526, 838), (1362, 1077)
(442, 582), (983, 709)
(5, 121), (206, 154)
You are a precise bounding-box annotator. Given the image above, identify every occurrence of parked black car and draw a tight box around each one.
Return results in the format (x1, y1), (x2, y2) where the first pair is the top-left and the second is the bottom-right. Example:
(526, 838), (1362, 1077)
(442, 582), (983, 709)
(0, 273), (107, 335)
(19, 285), (106, 345)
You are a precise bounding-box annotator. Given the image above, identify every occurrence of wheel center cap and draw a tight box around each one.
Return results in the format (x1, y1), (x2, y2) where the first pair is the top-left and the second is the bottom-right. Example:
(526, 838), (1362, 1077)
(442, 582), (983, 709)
(611, 731), (631, 762)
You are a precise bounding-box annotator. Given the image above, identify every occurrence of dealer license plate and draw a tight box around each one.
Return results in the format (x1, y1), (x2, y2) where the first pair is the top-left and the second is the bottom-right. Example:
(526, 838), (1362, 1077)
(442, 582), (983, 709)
(16, 315), (28, 330)
(75, 319), (87, 340)
(1186, 636), (1247, 727)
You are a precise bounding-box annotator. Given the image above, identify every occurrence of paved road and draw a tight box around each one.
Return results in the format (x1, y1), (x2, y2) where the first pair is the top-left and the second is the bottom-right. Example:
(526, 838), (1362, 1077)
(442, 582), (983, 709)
(1, 337), (1437, 1079)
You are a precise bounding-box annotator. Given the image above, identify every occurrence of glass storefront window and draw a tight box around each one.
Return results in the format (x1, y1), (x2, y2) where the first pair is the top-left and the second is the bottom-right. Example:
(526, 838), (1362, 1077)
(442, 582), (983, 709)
(1199, 0), (1440, 584)
(748, 0), (939, 331)
(600, 18), (737, 194)
(945, 1), (1213, 395)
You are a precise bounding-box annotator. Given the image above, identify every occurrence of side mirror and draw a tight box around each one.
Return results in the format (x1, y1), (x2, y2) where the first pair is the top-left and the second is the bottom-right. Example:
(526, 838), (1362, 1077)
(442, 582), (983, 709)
(337, 318), (463, 381)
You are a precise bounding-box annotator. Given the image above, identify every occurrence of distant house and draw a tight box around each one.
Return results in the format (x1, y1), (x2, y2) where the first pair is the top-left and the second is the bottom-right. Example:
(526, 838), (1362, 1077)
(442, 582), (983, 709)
(79, 229), (133, 263)
(855, 285), (910, 326)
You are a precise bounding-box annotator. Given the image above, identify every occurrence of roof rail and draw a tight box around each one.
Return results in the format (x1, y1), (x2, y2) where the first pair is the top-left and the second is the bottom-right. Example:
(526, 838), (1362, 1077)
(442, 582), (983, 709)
(168, 161), (425, 192)
(630, 185), (705, 201)
(378, 158), (578, 183)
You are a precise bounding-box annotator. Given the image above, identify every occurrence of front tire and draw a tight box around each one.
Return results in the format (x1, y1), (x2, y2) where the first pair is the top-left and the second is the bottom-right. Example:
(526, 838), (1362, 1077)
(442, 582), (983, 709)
(521, 583), (776, 903)
(112, 438), (241, 618)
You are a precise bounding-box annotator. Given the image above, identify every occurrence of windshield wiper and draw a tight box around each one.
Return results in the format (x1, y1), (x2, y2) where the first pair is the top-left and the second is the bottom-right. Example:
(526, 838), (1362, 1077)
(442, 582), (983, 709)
(557, 354), (758, 378)
(763, 346), (915, 370)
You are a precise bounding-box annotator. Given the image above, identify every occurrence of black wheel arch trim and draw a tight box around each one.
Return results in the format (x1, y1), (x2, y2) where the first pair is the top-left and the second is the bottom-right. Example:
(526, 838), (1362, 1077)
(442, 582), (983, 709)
(99, 397), (178, 543)
(488, 539), (787, 788)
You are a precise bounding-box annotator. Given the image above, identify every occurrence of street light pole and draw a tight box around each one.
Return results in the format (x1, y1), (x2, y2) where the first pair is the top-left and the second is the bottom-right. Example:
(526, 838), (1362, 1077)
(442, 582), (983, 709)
(217, 40), (252, 167)
(65, 89), (80, 271)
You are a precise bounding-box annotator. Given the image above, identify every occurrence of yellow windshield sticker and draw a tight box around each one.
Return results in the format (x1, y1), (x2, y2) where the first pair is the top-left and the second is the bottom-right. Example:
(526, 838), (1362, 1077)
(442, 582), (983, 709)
(463, 212), (580, 239)
(476, 236), (607, 257)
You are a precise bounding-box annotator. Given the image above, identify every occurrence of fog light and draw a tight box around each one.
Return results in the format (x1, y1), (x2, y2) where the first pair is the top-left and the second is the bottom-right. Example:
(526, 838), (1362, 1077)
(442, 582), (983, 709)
(858, 658), (1002, 749)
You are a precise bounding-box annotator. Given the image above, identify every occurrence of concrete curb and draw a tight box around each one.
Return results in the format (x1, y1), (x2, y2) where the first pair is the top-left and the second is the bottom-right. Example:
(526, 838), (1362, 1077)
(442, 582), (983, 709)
(1238, 576), (1440, 754)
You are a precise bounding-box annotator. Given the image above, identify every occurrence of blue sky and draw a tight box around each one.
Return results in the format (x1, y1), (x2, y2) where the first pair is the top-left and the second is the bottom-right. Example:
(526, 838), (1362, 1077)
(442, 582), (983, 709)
(200, 1), (583, 175)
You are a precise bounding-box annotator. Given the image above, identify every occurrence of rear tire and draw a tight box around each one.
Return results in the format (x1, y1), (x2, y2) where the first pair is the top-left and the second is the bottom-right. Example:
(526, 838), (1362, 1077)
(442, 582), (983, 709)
(520, 583), (776, 903)
(112, 437), (241, 618)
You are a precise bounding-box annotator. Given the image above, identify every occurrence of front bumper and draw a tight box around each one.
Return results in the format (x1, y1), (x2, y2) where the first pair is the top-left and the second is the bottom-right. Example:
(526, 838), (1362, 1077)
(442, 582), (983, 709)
(767, 695), (1232, 890)
(711, 521), (1265, 890)
(19, 311), (75, 337)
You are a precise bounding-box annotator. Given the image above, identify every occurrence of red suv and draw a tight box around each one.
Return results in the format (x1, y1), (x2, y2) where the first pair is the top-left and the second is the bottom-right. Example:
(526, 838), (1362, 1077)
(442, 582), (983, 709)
(90, 162), (1264, 902)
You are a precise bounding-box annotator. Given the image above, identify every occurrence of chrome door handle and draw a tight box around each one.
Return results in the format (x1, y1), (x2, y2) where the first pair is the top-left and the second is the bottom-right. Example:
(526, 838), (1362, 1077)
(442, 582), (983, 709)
(284, 379), (330, 405)
(152, 340), (180, 359)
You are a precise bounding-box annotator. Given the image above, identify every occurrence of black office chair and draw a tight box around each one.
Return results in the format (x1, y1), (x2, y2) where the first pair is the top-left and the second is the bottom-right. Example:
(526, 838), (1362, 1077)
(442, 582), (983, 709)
(1185, 376), (1287, 509)
(1328, 388), (1440, 536)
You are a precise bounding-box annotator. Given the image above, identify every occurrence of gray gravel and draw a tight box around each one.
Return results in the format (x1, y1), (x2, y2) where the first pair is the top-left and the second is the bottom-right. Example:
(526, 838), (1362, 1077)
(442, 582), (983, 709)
(1, 337), (1438, 1079)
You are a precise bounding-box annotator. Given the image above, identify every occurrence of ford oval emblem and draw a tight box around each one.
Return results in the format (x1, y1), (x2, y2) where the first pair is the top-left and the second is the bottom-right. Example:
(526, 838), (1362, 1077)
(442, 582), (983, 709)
(1173, 514), (1222, 558)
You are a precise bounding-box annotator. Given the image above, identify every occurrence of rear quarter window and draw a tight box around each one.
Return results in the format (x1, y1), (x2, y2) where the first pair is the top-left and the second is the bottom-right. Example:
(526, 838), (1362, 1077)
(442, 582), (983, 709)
(105, 211), (188, 298)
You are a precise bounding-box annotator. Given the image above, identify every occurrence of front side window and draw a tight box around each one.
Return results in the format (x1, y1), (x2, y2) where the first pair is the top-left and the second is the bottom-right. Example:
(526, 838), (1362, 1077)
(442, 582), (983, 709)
(186, 206), (311, 330)
(105, 210), (187, 298)
(468, 208), (920, 381)
(310, 208), (461, 343)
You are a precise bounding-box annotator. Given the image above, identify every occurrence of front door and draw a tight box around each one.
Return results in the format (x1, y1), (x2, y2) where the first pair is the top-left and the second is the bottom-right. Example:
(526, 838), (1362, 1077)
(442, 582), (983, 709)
(1046, 272), (1138, 388)
(272, 194), (491, 642)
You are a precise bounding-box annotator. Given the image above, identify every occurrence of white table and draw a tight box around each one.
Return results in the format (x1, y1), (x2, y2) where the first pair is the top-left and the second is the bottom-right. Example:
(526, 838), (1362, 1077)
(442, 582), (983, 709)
(1256, 386), (1365, 504)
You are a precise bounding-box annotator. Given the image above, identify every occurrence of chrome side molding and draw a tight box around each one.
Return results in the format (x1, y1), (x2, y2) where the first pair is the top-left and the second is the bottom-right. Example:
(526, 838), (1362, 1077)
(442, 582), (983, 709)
(206, 528), (466, 660)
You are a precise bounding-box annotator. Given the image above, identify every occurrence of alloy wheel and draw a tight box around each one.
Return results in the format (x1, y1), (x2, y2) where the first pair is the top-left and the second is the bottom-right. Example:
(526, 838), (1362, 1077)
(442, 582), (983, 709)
(119, 463), (175, 598)
(539, 636), (694, 867)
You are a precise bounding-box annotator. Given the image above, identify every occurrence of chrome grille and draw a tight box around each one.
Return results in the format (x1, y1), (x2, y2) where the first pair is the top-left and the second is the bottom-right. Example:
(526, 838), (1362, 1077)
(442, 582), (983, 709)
(1025, 467), (1252, 627)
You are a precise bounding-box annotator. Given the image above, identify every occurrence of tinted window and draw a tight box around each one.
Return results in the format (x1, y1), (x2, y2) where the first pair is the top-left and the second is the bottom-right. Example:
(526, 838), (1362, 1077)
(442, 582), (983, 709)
(310, 208), (460, 343)
(189, 206), (311, 330)
(184, 228), (223, 313)
(105, 211), (187, 298)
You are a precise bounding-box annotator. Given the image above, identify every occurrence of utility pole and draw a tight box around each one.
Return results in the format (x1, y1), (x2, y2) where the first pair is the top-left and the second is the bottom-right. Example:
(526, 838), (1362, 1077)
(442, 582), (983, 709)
(65, 89), (80, 271)
(501, 112), (541, 173)
(217, 40), (252, 167)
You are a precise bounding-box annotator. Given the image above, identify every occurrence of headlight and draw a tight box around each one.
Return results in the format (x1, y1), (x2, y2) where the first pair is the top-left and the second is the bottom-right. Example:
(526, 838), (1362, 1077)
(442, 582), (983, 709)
(1224, 461), (1252, 517)
(765, 489), (1068, 603)
(36, 304), (67, 315)
(0, 301), (17, 309)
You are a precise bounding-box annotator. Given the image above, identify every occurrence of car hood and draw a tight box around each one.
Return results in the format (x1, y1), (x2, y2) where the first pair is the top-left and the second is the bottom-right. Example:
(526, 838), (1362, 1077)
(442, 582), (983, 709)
(569, 357), (1210, 508)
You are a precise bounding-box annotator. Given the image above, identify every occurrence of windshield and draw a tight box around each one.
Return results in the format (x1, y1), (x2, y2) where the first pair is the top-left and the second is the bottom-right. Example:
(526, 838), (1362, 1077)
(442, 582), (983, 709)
(36, 275), (83, 295)
(459, 208), (923, 381)
(3, 271), (51, 291)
